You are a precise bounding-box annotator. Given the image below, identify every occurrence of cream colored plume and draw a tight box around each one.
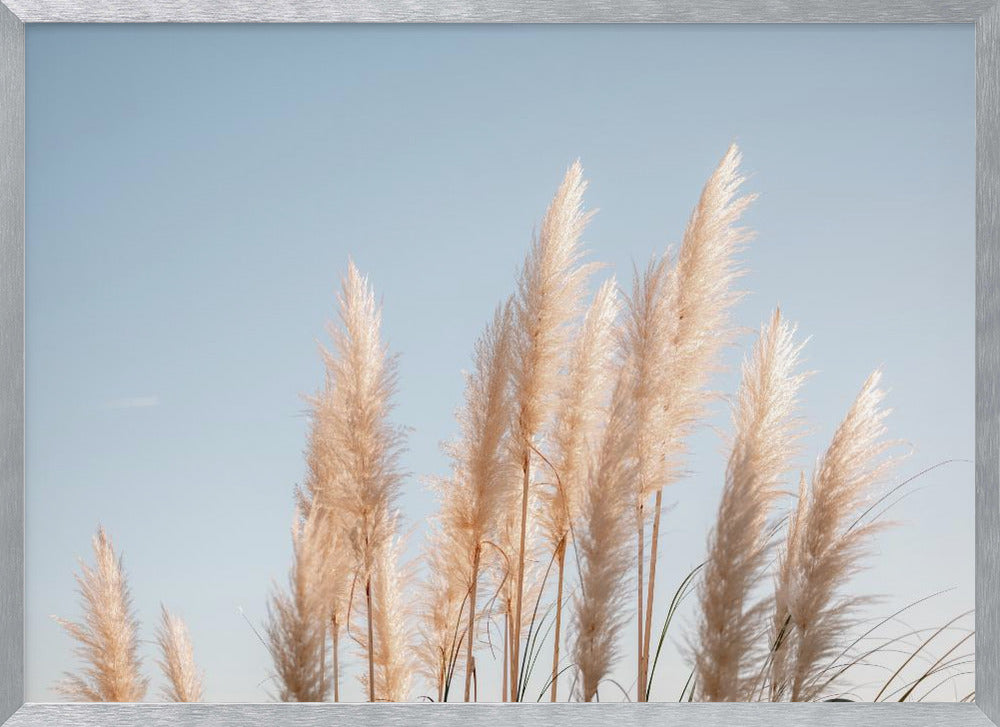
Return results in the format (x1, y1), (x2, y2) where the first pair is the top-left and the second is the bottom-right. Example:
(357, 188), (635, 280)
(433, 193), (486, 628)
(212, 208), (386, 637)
(156, 606), (203, 702)
(321, 260), (405, 576)
(693, 310), (806, 701)
(507, 160), (597, 698)
(571, 373), (637, 702)
(54, 527), (148, 702)
(624, 143), (752, 502)
(431, 301), (514, 700)
(771, 370), (896, 702)
(623, 144), (753, 699)
(316, 261), (407, 702)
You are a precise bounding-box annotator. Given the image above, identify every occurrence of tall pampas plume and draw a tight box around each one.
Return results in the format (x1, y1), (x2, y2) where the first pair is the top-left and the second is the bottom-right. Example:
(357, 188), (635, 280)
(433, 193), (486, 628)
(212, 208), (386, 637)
(571, 373), (636, 702)
(53, 527), (148, 702)
(430, 302), (514, 701)
(540, 278), (620, 700)
(508, 161), (597, 699)
(266, 502), (336, 702)
(770, 370), (897, 702)
(692, 310), (806, 702)
(156, 606), (203, 702)
(321, 260), (407, 701)
(623, 144), (753, 699)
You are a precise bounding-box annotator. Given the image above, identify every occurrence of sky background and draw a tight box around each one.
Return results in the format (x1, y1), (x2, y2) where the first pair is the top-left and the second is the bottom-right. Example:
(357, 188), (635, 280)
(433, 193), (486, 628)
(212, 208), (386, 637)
(24, 24), (974, 702)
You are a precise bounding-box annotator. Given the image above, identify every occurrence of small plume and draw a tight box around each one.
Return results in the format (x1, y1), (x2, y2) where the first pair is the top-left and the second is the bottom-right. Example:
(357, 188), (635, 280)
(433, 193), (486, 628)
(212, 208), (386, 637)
(771, 370), (897, 701)
(53, 527), (148, 702)
(156, 606), (203, 702)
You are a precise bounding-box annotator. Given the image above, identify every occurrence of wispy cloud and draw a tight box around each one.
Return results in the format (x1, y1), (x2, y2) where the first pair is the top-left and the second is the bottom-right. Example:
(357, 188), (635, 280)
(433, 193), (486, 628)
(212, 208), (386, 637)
(105, 395), (160, 410)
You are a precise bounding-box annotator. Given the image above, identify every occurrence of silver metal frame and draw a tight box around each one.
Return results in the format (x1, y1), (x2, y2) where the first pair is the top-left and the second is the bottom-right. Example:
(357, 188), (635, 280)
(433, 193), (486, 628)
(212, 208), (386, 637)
(0, 3), (996, 725)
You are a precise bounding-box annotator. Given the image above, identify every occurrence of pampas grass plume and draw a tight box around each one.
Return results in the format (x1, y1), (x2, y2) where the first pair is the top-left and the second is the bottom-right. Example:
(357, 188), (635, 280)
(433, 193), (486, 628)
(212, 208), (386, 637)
(156, 606), (203, 702)
(693, 309), (806, 701)
(53, 527), (148, 702)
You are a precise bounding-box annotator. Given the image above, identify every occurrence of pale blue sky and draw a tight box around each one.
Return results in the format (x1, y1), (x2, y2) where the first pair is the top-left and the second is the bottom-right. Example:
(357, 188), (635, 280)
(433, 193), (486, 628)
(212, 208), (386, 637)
(25, 24), (974, 702)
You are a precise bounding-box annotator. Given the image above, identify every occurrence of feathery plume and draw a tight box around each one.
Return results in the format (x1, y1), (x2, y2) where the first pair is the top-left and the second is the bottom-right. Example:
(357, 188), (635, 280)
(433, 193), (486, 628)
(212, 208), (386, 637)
(321, 261), (407, 701)
(53, 527), (148, 702)
(156, 606), (203, 702)
(266, 503), (336, 702)
(770, 370), (896, 701)
(693, 310), (806, 701)
(508, 161), (597, 699)
(431, 302), (514, 700)
(571, 373), (636, 702)
(540, 278), (620, 700)
(623, 144), (753, 699)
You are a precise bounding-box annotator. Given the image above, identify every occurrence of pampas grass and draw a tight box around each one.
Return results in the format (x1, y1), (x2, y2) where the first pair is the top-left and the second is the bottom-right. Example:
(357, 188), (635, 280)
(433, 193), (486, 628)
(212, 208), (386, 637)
(156, 606), (203, 702)
(54, 527), (148, 702)
(540, 278), (620, 700)
(623, 144), (753, 700)
(770, 371), (897, 702)
(52, 148), (968, 706)
(436, 302), (514, 701)
(508, 161), (597, 700)
(266, 503), (336, 702)
(571, 373), (636, 702)
(692, 310), (806, 701)
(320, 261), (407, 701)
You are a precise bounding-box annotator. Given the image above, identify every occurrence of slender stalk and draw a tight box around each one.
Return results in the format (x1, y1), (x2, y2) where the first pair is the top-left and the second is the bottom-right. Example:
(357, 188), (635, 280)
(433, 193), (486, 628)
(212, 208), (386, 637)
(365, 577), (376, 702)
(464, 545), (481, 701)
(319, 619), (327, 699)
(512, 451), (531, 700)
(331, 615), (340, 702)
(549, 540), (567, 701)
(641, 489), (663, 699)
(437, 654), (444, 703)
(636, 503), (646, 702)
(502, 615), (510, 701)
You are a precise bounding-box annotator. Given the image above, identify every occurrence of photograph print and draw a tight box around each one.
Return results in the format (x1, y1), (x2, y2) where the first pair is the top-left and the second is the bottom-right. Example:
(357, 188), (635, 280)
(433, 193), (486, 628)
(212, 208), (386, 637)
(24, 23), (974, 704)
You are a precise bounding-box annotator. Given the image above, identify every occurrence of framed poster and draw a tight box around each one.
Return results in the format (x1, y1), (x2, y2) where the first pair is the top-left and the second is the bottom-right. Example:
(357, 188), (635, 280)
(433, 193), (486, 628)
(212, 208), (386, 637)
(0, 5), (998, 727)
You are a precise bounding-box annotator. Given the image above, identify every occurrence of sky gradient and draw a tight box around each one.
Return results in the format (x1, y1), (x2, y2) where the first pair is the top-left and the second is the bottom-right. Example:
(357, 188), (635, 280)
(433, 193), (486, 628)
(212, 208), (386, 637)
(25, 24), (974, 702)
